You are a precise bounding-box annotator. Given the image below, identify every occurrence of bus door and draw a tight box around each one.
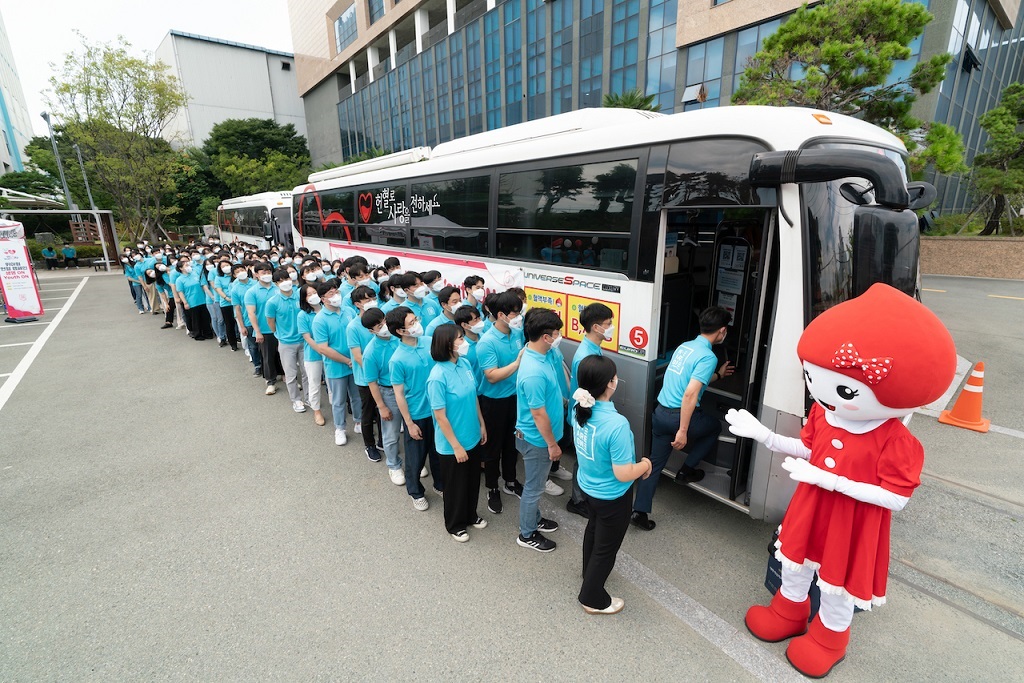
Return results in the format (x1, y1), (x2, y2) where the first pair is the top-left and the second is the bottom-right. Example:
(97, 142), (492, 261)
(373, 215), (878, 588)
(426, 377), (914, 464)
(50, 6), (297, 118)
(654, 206), (778, 512)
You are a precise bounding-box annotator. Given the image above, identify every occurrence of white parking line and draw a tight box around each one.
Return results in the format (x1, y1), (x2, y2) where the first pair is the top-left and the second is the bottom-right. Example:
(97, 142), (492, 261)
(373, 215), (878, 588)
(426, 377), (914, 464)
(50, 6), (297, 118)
(41, 296), (70, 301)
(0, 342), (34, 348)
(0, 278), (87, 413)
(0, 322), (50, 330)
(0, 373), (10, 378)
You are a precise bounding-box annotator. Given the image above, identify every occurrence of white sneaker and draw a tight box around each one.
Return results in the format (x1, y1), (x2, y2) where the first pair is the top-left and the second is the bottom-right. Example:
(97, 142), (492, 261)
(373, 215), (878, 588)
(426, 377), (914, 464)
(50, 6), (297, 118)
(389, 468), (406, 486)
(244, 348), (251, 360)
(420, 465), (428, 478)
(292, 400), (306, 413)
(265, 384), (277, 396)
(550, 465), (572, 481)
(354, 422), (362, 434)
(335, 428), (347, 446)
(412, 497), (429, 511)
(544, 479), (565, 496)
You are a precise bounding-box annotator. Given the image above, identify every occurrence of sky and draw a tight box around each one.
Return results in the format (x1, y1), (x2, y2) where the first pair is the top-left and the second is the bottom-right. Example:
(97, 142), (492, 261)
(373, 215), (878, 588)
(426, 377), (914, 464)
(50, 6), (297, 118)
(3, 0), (295, 138)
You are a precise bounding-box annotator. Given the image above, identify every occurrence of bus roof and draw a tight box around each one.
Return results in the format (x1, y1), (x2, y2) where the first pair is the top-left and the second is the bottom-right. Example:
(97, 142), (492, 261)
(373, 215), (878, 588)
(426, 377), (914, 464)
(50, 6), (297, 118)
(297, 106), (906, 194)
(219, 191), (293, 210)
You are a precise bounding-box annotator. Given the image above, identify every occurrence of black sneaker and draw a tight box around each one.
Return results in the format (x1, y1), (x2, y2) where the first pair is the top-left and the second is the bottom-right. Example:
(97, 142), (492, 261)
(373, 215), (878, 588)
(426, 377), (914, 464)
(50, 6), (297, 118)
(365, 446), (382, 463)
(566, 499), (590, 518)
(487, 488), (503, 514)
(517, 532), (556, 552)
(676, 466), (706, 484)
(630, 511), (656, 531)
(538, 517), (559, 533)
(502, 480), (524, 498)
(252, 367), (262, 377)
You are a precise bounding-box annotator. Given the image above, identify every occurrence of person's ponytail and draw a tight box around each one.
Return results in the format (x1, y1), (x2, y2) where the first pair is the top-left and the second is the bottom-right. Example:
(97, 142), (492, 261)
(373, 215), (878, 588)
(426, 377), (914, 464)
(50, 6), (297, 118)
(574, 355), (618, 427)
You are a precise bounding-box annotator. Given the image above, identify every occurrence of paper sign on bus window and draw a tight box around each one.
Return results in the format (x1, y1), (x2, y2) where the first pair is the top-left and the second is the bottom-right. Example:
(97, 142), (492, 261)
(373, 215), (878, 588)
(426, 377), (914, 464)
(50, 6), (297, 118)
(719, 244), (734, 269)
(566, 294), (621, 352)
(717, 268), (744, 295)
(717, 292), (738, 324)
(732, 245), (749, 270)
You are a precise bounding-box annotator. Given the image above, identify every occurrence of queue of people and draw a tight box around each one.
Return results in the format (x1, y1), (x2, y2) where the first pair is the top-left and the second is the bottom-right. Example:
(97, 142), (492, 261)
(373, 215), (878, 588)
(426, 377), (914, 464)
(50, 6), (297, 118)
(119, 237), (735, 616)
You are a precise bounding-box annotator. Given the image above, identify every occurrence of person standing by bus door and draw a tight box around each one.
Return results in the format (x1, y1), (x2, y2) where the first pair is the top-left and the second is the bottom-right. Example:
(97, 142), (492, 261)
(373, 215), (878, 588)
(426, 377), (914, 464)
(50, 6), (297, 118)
(632, 306), (734, 531)
(565, 303), (616, 518)
(476, 291), (526, 515)
(514, 308), (566, 553)
(572, 355), (653, 614)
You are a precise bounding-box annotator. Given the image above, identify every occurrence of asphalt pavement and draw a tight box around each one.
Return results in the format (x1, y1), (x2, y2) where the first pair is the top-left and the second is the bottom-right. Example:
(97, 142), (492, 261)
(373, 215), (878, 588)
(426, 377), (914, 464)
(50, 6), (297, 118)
(0, 271), (1021, 681)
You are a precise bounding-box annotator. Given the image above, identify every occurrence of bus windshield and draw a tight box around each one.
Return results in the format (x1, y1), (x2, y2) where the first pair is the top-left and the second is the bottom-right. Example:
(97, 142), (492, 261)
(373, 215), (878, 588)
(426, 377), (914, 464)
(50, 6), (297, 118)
(801, 143), (918, 321)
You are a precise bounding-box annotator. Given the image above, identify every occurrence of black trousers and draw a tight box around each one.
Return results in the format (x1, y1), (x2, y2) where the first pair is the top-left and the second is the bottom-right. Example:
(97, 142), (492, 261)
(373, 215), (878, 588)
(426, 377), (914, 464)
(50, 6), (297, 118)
(438, 446), (482, 534)
(219, 305), (239, 349)
(164, 297), (176, 325)
(359, 384), (381, 449)
(44, 258), (58, 270)
(184, 304), (213, 340)
(578, 488), (634, 610)
(259, 332), (281, 382)
(479, 394), (518, 487)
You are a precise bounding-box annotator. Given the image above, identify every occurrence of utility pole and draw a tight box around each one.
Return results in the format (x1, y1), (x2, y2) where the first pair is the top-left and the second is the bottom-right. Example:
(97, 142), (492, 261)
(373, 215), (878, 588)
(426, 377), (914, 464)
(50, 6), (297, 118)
(72, 143), (97, 211)
(40, 112), (80, 223)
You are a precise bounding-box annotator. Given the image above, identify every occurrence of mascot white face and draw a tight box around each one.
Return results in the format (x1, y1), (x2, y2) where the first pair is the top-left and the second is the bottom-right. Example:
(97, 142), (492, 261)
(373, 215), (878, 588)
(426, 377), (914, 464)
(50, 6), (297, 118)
(802, 361), (912, 422)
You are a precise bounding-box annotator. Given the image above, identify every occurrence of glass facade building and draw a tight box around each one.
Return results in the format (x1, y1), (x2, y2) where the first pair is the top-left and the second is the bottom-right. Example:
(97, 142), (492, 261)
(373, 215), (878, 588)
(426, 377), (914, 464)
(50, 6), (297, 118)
(314, 0), (1024, 212)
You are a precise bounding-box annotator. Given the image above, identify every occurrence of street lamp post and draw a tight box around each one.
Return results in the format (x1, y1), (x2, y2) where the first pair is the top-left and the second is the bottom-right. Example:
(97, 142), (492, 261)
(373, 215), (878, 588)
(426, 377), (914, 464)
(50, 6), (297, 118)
(71, 143), (97, 211)
(39, 112), (79, 222)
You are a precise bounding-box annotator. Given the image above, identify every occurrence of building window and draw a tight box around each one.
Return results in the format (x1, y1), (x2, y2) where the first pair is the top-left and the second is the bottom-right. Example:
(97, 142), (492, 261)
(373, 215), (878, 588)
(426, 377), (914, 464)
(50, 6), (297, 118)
(281, 61), (291, 71)
(334, 5), (358, 54)
(683, 37), (723, 110)
(369, 0), (386, 24)
(733, 19), (779, 95)
(526, 0), (547, 121)
(578, 0), (604, 107)
(484, 10), (503, 130)
(450, 32), (467, 139)
(550, 0), (573, 114)
(609, 0), (640, 95)
(504, 2), (523, 125)
(646, 0), (677, 113)
(467, 21), (484, 135)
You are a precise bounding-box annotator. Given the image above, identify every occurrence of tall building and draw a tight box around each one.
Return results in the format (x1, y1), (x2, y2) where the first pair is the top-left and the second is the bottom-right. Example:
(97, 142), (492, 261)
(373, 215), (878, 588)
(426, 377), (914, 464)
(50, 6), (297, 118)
(0, 9), (32, 175)
(155, 30), (308, 149)
(287, 0), (1024, 211)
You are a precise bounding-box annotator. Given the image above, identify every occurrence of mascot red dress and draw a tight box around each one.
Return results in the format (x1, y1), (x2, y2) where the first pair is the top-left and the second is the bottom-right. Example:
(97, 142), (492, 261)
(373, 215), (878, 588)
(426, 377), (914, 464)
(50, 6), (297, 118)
(726, 284), (956, 678)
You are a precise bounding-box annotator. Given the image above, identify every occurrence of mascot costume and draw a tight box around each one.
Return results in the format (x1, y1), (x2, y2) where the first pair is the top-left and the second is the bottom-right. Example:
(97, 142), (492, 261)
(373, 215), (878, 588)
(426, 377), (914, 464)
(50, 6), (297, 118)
(726, 283), (956, 678)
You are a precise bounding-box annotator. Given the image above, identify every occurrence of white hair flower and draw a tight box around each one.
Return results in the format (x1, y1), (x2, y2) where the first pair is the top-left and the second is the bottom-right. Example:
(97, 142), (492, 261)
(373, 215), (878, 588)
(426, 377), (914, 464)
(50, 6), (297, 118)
(572, 388), (596, 409)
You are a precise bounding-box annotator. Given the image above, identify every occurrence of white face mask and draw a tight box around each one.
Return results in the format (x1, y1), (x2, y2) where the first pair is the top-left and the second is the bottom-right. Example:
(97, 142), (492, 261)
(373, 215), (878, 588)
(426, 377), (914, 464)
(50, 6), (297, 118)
(281, 258), (292, 265)
(133, 256), (142, 262)
(448, 301), (463, 314)
(314, 271), (324, 280)
(182, 266), (193, 275)
(376, 326), (392, 339)
(307, 293), (321, 305)
(236, 272), (249, 281)
(413, 285), (430, 300)
(548, 334), (562, 349)
(431, 281), (444, 292)
(326, 294), (342, 307)
(278, 281), (294, 293)
(600, 324), (615, 341)
(289, 272), (298, 281)
(521, 303), (530, 314)
(221, 266), (231, 273)
(470, 320), (486, 334)
(390, 268), (404, 275)
(205, 264), (215, 271)
(471, 287), (485, 301)
(304, 273), (317, 282)
(456, 340), (470, 357)
(406, 321), (424, 338)
(259, 274), (273, 283)
(359, 301), (376, 312)
(156, 264), (167, 271)
(507, 315), (524, 331)
(395, 288), (408, 299)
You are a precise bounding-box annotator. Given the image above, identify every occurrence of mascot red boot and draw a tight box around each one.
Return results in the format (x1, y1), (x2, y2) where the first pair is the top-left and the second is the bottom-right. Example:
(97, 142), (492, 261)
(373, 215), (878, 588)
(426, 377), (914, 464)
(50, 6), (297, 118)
(727, 284), (956, 678)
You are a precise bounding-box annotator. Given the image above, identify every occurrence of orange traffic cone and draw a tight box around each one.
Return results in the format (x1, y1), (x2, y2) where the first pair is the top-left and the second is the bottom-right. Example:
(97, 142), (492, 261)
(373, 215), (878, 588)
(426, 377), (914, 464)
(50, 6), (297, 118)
(938, 362), (991, 433)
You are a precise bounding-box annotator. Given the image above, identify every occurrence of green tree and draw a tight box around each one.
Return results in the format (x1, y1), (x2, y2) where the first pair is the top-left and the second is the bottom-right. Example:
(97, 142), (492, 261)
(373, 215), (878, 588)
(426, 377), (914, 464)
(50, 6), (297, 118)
(0, 170), (61, 197)
(211, 149), (310, 197)
(47, 33), (189, 241)
(200, 117), (311, 201)
(732, 0), (964, 175)
(972, 82), (1024, 235)
(602, 88), (661, 112)
(202, 118), (309, 160)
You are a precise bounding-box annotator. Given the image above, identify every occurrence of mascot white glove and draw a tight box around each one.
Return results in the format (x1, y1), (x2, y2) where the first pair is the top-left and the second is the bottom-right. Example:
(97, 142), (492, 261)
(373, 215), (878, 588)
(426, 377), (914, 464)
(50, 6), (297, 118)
(727, 409), (812, 459)
(782, 456), (839, 490)
(781, 456), (911, 510)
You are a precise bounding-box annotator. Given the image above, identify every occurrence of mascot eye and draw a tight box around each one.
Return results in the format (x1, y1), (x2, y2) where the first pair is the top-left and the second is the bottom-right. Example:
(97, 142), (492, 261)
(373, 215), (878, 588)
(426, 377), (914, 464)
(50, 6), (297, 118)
(803, 370), (812, 384)
(836, 385), (859, 400)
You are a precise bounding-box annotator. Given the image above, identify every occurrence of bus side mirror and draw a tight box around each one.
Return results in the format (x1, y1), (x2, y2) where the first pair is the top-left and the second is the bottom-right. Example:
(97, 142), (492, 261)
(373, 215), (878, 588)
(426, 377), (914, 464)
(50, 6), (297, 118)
(852, 206), (920, 297)
(905, 182), (937, 211)
(263, 220), (273, 240)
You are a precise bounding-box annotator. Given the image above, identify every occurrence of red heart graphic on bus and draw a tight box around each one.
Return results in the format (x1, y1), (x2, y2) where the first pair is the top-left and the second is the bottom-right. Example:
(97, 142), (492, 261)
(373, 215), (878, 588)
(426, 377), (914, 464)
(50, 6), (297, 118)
(358, 192), (373, 223)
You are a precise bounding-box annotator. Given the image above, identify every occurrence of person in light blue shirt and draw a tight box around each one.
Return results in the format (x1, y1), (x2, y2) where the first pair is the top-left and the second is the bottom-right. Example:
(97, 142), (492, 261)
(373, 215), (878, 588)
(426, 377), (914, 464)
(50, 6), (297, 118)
(213, 260), (239, 350)
(362, 307), (404, 482)
(454, 306), (485, 391)
(348, 286), (383, 461)
(427, 325), (487, 542)
(514, 308), (567, 553)
(267, 270), (307, 413)
(566, 303), (616, 518)
(632, 306), (734, 531)
(126, 253), (150, 313)
(397, 272), (442, 325)
(475, 291), (526, 514)
(41, 246), (59, 270)
(153, 262), (175, 329)
(424, 285), (462, 337)
(245, 262), (283, 390)
(230, 264), (262, 375)
(312, 280), (358, 446)
(571, 354), (651, 615)
(389, 306), (441, 508)
(61, 244), (78, 268)
(175, 257), (213, 340)
(298, 283), (326, 427)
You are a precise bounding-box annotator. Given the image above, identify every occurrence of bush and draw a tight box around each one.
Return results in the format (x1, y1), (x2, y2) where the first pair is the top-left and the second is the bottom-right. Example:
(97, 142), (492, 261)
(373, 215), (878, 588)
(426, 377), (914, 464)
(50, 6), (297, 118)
(924, 213), (985, 236)
(26, 239), (110, 262)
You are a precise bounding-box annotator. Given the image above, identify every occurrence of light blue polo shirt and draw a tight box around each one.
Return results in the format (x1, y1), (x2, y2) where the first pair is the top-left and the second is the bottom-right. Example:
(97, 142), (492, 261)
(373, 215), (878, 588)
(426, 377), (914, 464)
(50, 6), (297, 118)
(574, 402), (636, 500)
(515, 347), (565, 447)
(476, 326), (525, 399)
(244, 283), (277, 334)
(230, 279), (254, 328)
(297, 309), (322, 362)
(463, 335), (483, 392)
(346, 315), (375, 386)
(363, 335), (398, 386)
(569, 337), (604, 424)
(380, 298), (401, 314)
(657, 335), (717, 408)
(312, 306), (354, 379)
(214, 273), (234, 306)
(390, 337), (435, 421)
(427, 359), (482, 454)
(424, 313), (455, 337)
(176, 270), (206, 307)
(266, 289), (302, 344)
(404, 297), (442, 325)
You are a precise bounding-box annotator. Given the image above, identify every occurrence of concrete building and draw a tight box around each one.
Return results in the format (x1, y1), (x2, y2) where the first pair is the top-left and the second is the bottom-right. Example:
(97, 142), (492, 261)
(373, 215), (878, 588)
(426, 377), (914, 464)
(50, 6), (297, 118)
(287, 0), (1024, 211)
(155, 30), (308, 149)
(0, 9), (32, 174)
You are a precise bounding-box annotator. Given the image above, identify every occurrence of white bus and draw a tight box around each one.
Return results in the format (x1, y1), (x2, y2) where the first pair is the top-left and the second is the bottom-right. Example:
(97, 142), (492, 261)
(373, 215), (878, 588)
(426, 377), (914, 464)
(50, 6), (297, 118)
(217, 192), (294, 250)
(290, 107), (932, 522)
